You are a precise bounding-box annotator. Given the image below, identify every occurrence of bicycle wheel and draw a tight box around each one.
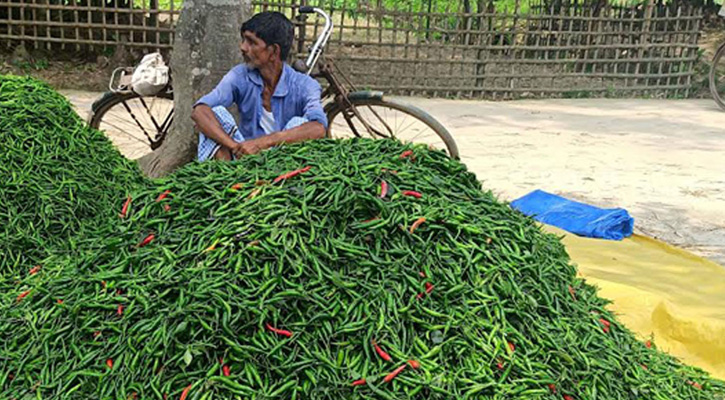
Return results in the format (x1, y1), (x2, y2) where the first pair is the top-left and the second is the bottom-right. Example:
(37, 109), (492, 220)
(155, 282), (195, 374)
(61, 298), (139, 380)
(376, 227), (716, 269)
(709, 42), (725, 111)
(88, 90), (174, 150)
(325, 97), (459, 159)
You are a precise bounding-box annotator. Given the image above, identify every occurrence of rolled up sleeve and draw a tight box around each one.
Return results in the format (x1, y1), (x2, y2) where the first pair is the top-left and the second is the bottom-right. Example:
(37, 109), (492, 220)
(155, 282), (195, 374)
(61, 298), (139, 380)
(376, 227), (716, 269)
(193, 69), (238, 109)
(301, 78), (328, 128)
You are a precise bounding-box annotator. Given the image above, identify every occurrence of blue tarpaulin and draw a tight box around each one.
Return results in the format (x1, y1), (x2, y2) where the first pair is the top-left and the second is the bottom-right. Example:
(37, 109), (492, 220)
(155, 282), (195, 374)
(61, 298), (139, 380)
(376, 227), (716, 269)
(511, 190), (634, 240)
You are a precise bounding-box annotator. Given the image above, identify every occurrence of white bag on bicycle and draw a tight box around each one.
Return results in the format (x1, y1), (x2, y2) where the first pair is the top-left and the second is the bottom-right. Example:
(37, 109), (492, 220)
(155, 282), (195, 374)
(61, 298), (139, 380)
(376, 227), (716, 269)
(131, 53), (169, 96)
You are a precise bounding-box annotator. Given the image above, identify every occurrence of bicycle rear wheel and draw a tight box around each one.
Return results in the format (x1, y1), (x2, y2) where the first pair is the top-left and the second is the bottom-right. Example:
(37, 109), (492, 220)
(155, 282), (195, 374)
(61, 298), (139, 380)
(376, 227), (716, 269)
(88, 90), (174, 151)
(709, 42), (725, 111)
(325, 97), (459, 159)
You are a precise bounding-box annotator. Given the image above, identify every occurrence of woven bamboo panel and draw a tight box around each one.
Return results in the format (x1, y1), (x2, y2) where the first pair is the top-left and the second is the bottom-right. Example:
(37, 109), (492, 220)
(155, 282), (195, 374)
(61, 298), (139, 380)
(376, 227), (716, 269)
(0, 0), (703, 98)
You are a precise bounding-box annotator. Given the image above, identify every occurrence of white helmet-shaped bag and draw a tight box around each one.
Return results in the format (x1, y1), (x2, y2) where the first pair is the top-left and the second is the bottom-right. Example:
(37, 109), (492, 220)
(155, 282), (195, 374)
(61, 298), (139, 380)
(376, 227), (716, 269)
(131, 53), (169, 96)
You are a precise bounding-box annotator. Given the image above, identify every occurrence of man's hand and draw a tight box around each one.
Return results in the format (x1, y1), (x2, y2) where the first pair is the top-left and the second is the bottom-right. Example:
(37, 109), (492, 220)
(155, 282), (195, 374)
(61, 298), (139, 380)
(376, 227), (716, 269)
(231, 140), (264, 157)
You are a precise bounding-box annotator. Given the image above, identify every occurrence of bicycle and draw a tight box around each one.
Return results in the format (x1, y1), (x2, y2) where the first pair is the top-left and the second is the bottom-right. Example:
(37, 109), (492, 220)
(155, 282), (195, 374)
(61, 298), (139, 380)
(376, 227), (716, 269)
(709, 6), (725, 111)
(88, 7), (459, 158)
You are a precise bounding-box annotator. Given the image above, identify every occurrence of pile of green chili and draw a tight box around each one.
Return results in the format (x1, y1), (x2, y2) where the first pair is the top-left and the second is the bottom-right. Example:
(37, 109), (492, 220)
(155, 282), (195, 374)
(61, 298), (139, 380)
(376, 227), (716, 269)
(0, 75), (146, 275)
(1, 78), (724, 399)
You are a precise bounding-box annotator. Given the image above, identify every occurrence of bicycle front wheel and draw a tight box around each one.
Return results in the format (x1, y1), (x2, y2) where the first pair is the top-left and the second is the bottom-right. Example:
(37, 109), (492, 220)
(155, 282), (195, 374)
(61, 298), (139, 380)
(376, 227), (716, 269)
(709, 42), (725, 111)
(88, 90), (174, 151)
(326, 97), (459, 159)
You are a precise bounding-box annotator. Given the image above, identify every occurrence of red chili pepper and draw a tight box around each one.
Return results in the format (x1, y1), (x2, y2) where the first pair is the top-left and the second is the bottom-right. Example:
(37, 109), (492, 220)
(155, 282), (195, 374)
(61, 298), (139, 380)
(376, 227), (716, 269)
(548, 383), (556, 393)
(138, 234), (155, 248)
(687, 380), (702, 390)
(156, 189), (171, 202)
(351, 378), (367, 386)
(272, 166), (312, 183)
(230, 183), (243, 191)
(599, 318), (611, 333)
(425, 282), (434, 294)
(180, 384), (192, 400)
(401, 190), (422, 198)
(645, 340), (652, 348)
(29, 265), (41, 275)
(383, 364), (407, 383)
(163, 204), (171, 212)
(407, 360), (420, 369)
(568, 285), (577, 301)
(265, 323), (293, 338)
(117, 304), (124, 316)
(496, 361), (504, 370)
(399, 150), (414, 159)
(57, 299), (63, 304)
(372, 339), (392, 362)
(379, 180), (388, 199)
(409, 217), (426, 234)
(564, 395), (575, 400)
(93, 331), (102, 339)
(222, 365), (231, 377)
(508, 342), (515, 352)
(106, 358), (113, 369)
(119, 196), (132, 218)
(16, 290), (30, 303)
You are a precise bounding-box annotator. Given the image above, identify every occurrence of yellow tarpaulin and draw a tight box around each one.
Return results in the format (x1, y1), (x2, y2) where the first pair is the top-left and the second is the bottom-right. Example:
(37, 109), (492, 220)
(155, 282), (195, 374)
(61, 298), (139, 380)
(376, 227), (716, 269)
(544, 226), (725, 380)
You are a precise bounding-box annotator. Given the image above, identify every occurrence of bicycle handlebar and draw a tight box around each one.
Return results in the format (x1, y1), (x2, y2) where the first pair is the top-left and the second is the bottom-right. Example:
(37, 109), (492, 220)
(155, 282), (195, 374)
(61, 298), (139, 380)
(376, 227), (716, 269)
(300, 7), (332, 75)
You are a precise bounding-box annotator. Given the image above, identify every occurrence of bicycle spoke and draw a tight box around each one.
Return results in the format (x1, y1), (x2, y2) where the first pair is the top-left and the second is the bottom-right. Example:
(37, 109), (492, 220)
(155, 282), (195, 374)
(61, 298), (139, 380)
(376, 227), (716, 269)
(396, 118), (422, 138)
(120, 100), (156, 144)
(99, 119), (151, 146)
(362, 105), (395, 138)
(137, 96), (164, 133)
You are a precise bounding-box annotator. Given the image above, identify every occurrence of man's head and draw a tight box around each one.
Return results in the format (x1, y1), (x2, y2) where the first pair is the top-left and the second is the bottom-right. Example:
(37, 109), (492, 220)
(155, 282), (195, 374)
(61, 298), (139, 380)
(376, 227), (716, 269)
(240, 12), (294, 69)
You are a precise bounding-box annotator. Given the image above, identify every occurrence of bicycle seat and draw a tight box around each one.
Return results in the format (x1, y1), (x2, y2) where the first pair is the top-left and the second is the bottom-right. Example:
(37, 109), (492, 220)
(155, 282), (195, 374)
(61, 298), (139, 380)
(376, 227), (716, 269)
(292, 59), (309, 73)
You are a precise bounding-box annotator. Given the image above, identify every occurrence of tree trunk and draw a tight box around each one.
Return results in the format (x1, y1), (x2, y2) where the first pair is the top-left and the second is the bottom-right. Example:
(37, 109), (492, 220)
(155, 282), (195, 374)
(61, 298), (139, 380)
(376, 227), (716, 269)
(138, 0), (252, 178)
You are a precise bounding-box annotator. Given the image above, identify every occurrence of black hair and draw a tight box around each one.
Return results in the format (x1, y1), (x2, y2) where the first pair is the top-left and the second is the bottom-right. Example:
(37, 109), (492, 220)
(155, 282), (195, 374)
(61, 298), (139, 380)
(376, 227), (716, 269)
(241, 11), (294, 62)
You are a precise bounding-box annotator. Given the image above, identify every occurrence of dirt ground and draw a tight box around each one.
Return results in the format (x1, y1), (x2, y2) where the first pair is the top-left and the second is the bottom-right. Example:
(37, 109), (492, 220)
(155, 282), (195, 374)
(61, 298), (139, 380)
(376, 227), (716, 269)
(60, 88), (725, 266)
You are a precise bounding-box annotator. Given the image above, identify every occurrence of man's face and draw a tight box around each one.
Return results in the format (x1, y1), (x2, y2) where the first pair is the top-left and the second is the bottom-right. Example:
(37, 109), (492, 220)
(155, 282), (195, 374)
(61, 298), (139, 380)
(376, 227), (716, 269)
(240, 31), (278, 69)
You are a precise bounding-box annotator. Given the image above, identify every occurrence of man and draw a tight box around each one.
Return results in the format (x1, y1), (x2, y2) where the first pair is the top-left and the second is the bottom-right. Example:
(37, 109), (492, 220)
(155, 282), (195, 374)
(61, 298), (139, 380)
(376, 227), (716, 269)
(192, 11), (327, 161)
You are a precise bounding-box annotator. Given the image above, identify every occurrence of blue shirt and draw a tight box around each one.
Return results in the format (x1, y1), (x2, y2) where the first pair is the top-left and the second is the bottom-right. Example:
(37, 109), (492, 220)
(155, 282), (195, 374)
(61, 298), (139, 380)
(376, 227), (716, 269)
(193, 63), (328, 140)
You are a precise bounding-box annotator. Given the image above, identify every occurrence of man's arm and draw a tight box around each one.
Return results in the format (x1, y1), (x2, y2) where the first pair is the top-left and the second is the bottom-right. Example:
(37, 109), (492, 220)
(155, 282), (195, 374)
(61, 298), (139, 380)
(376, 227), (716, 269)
(191, 105), (238, 150)
(234, 121), (325, 156)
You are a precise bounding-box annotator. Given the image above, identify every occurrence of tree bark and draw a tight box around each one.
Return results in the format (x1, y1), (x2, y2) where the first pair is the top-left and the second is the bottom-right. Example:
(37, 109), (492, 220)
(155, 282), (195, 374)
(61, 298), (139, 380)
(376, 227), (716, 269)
(138, 0), (251, 178)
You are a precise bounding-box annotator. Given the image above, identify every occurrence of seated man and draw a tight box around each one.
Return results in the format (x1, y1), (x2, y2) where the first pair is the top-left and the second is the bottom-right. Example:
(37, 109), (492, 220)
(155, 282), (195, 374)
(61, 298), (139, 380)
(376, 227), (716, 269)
(192, 11), (327, 161)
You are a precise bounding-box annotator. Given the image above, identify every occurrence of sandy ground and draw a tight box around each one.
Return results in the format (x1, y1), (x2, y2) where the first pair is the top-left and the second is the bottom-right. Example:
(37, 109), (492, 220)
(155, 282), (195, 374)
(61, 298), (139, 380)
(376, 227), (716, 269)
(61, 90), (725, 266)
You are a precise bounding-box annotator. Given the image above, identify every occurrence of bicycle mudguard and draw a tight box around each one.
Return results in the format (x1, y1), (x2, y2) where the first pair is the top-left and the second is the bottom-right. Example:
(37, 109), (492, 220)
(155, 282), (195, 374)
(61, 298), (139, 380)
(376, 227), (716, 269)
(347, 91), (384, 101)
(91, 92), (117, 113)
